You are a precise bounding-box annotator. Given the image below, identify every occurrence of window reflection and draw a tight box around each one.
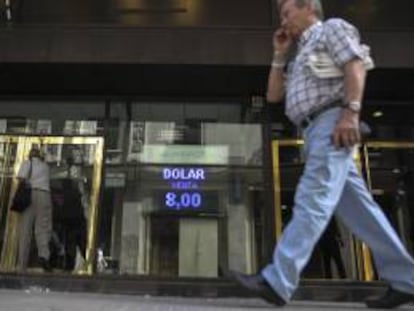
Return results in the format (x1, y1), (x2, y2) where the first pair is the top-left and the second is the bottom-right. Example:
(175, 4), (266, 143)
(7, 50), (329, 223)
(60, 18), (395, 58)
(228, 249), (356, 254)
(0, 102), (104, 136)
(0, 100), (266, 278)
(277, 145), (353, 279)
(100, 119), (265, 277)
(365, 146), (414, 255)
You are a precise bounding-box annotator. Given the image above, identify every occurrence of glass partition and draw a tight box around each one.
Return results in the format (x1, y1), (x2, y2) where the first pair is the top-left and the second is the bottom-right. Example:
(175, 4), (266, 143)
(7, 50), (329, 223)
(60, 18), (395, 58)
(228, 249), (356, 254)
(363, 142), (414, 256)
(0, 102), (104, 137)
(0, 100), (266, 278)
(272, 140), (372, 280)
(99, 121), (266, 277)
(0, 135), (104, 274)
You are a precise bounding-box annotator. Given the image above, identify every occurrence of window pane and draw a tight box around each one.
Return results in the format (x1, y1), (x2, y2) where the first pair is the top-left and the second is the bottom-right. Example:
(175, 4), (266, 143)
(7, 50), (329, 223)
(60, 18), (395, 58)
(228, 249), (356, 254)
(0, 102), (105, 135)
(99, 102), (266, 277)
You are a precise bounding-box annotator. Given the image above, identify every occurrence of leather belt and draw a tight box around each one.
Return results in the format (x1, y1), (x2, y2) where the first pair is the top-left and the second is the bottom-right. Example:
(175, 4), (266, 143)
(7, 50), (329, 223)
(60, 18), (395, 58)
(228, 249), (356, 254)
(299, 101), (343, 129)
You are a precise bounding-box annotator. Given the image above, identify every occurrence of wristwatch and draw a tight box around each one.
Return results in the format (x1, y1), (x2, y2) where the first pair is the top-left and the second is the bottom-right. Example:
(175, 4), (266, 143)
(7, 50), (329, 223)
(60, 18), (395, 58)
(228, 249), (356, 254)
(344, 101), (361, 113)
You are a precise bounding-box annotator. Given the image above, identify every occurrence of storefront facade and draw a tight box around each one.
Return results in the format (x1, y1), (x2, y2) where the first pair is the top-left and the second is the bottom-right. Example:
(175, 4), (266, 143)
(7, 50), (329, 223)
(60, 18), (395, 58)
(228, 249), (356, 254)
(0, 101), (272, 278)
(0, 0), (413, 299)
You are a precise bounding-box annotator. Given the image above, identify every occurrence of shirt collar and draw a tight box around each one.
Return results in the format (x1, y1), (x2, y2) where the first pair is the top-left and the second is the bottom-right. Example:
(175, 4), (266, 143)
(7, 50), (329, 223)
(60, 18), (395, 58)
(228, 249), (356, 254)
(298, 21), (322, 48)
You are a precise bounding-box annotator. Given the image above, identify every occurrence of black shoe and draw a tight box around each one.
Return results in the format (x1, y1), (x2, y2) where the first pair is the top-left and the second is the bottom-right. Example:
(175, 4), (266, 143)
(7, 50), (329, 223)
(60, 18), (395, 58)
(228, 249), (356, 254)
(229, 271), (286, 306)
(365, 287), (414, 309)
(38, 257), (53, 272)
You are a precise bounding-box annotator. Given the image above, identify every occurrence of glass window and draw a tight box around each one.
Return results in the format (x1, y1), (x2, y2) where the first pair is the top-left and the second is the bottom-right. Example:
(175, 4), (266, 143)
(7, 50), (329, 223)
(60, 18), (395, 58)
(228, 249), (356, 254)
(98, 102), (267, 277)
(364, 145), (414, 256)
(0, 102), (105, 136)
(276, 143), (356, 280)
(363, 102), (414, 140)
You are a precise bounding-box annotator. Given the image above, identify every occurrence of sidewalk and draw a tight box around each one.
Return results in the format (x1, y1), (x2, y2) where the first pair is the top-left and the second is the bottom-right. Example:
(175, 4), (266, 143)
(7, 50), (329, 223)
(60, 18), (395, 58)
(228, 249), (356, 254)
(0, 288), (413, 311)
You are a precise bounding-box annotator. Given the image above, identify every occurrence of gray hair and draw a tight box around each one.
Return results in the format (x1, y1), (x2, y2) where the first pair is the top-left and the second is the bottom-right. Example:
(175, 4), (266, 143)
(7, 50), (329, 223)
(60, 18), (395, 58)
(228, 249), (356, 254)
(278, 0), (324, 20)
(296, 0), (324, 19)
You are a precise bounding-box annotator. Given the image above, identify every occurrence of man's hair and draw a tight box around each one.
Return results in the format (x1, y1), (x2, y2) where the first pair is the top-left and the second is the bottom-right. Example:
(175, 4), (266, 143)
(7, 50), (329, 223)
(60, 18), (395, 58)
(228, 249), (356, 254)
(278, 0), (324, 20)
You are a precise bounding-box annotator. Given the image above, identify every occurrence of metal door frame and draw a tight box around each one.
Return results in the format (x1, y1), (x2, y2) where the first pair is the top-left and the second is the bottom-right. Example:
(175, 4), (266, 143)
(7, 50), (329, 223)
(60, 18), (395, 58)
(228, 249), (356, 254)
(0, 135), (104, 275)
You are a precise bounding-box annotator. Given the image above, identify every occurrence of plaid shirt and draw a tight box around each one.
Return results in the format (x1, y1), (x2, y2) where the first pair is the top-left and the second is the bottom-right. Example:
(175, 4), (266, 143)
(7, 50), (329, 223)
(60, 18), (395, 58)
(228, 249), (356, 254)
(285, 18), (369, 125)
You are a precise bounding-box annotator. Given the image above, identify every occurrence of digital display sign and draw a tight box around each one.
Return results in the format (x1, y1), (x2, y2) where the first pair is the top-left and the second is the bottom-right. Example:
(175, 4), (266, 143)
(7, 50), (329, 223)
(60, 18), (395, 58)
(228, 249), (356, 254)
(165, 191), (202, 210)
(158, 167), (218, 213)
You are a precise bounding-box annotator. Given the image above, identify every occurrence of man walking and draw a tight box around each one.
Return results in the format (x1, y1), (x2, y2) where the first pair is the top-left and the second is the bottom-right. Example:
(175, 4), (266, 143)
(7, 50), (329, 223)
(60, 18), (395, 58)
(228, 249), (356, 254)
(231, 0), (414, 308)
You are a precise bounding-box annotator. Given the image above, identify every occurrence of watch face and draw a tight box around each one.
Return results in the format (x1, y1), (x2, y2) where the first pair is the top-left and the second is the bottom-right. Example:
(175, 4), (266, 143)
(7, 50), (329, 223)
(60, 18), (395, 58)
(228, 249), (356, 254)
(348, 101), (361, 112)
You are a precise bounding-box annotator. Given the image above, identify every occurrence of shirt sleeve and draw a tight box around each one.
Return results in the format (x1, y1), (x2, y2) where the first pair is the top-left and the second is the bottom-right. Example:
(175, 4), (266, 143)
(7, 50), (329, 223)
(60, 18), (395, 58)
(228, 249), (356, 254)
(323, 18), (366, 67)
(17, 160), (30, 179)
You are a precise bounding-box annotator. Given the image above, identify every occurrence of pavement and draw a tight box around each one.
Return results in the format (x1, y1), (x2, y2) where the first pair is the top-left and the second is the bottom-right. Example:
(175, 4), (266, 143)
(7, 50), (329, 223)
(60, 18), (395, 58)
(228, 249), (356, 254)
(0, 288), (414, 311)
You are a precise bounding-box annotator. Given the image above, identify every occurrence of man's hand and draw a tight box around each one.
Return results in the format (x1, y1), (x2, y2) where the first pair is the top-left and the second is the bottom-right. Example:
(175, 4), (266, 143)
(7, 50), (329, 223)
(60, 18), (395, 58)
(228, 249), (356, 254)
(333, 109), (360, 148)
(273, 28), (292, 54)
(267, 28), (291, 103)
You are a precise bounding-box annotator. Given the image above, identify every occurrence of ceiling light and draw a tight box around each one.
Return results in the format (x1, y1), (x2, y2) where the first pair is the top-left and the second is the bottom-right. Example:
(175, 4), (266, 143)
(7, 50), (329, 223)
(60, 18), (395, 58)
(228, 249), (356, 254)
(373, 111), (383, 118)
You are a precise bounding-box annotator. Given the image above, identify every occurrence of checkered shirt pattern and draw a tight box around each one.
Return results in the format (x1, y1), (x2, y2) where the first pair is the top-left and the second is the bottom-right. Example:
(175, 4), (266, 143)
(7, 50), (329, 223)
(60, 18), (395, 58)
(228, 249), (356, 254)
(285, 18), (369, 125)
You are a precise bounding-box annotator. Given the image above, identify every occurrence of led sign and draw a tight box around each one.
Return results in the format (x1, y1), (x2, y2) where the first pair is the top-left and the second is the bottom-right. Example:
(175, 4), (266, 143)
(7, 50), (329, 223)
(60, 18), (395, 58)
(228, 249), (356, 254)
(161, 167), (210, 211)
(162, 168), (205, 180)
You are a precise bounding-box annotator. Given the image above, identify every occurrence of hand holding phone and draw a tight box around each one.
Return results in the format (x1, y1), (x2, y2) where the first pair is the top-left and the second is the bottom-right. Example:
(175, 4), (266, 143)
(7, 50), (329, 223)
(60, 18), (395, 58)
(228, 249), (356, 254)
(273, 28), (292, 53)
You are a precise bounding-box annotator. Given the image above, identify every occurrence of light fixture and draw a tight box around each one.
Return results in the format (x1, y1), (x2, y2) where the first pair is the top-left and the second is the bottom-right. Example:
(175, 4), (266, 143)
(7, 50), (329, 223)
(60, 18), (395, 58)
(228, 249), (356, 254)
(373, 111), (383, 118)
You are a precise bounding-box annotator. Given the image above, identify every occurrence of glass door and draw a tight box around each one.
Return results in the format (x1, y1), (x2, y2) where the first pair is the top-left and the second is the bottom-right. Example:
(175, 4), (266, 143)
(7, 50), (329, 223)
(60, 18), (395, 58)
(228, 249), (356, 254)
(0, 136), (20, 271)
(0, 135), (104, 275)
(363, 142), (414, 257)
(271, 140), (373, 280)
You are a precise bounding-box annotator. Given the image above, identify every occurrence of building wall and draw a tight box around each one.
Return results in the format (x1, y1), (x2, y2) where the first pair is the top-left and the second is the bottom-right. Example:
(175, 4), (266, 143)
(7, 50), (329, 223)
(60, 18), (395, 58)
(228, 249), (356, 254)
(11, 0), (414, 30)
(14, 0), (272, 26)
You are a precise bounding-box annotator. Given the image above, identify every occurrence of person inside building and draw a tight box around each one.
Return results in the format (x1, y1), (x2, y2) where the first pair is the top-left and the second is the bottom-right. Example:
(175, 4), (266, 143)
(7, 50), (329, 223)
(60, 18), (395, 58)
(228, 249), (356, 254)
(17, 147), (53, 272)
(57, 178), (87, 272)
(230, 0), (414, 308)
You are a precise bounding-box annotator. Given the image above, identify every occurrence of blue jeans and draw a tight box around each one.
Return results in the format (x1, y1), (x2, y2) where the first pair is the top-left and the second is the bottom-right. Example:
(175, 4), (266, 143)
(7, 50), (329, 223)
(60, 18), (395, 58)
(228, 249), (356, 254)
(262, 107), (414, 301)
